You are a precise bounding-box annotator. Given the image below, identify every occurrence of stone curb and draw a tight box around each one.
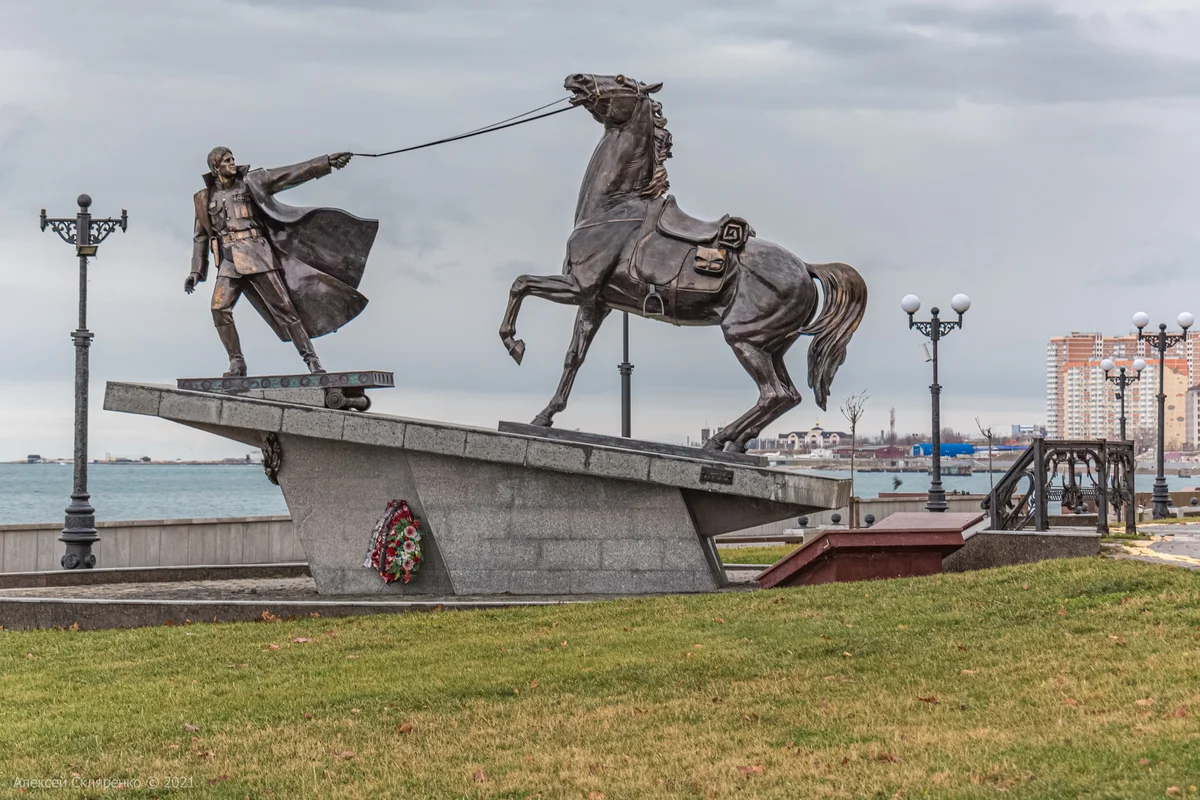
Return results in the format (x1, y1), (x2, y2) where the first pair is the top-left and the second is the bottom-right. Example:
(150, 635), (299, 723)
(0, 563), (310, 590)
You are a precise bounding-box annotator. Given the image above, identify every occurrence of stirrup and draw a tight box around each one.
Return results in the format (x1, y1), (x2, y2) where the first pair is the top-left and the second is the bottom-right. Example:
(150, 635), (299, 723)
(642, 287), (665, 317)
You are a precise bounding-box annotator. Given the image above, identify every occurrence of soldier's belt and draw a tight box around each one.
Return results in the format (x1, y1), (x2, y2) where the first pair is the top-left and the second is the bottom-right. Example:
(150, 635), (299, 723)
(219, 229), (263, 245)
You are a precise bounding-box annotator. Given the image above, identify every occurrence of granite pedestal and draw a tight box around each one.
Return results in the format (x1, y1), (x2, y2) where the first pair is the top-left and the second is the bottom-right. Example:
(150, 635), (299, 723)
(104, 382), (847, 596)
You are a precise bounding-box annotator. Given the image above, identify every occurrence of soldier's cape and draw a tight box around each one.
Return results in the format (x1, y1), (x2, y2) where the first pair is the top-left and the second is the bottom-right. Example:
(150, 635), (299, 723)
(196, 158), (377, 341)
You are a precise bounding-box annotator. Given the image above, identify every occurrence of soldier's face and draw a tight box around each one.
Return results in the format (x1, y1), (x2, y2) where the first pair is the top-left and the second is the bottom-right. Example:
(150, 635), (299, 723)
(217, 152), (238, 179)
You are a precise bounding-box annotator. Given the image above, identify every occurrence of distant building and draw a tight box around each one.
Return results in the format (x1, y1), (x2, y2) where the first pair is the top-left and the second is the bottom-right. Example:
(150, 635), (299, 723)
(1046, 331), (1197, 444)
(25, 454), (42, 464)
(1009, 424), (1046, 438)
(777, 424), (851, 451)
(1186, 386), (1200, 447)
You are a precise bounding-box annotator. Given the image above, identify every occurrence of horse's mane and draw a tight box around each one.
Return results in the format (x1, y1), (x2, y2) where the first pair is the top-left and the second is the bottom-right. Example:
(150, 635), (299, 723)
(641, 98), (672, 199)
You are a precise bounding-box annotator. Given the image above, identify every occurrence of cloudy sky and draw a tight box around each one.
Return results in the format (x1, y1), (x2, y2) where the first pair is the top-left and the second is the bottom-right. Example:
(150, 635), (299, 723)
(2, 0), (1199, 459)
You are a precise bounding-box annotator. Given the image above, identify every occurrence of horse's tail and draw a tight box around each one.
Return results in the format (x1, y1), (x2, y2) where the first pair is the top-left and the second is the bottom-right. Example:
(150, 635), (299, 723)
(798, 261), (867, 411)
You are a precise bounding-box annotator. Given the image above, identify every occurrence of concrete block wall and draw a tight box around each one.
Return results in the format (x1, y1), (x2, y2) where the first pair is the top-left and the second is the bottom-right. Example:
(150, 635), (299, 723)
(724, 495), (987, 538)
(0, 516), (300, 573)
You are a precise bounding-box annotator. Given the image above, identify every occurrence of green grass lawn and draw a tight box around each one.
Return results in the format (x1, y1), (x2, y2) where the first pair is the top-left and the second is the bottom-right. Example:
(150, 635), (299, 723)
(2, 558), (1199, 799)
(717, 544), (797, 565)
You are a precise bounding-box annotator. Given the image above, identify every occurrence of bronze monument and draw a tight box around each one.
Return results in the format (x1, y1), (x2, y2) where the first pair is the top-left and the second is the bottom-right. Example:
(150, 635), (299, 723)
(186, 149), (378, 376)
(499, 74), (868, 452)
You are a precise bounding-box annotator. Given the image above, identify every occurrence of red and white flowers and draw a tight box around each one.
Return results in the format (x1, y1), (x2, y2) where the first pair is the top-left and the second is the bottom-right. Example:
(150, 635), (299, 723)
(364, 500), (424, 584)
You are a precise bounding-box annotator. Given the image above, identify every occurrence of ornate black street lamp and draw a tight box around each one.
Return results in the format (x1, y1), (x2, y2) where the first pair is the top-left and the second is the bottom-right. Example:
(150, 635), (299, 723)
(1132, 310), (1193, 520)
(40, 195), (127, 569)
(902, 292), (971, 513)
(618, 312), (632, 438)
(1101, 357), (1145, 441)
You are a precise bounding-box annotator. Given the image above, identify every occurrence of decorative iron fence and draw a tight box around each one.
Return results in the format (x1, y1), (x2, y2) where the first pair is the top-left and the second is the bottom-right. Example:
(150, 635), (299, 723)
(982, 439), (1135, 534)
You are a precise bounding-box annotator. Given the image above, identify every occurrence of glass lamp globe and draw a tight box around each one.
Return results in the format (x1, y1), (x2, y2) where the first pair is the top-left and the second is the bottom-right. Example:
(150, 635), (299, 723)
(900, 294), (921, 315)
(1132, 312), (1150, 330)
(950, 293), (971, 315)
(1100, 358), (1115, 372)
(1178, 312), (1194, 330)
(1133, 358), (1147, 372)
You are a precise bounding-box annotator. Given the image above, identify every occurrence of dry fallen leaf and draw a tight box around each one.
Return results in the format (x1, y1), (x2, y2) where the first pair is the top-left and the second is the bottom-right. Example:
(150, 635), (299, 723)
(1058, 609), (1068, 616)
(69, 622), (80, 631)
(1136, 698), (1156, 707)
(737, 764), (764, 775)
(961, 669), (977, 676)
(304, 712), (313, 720)
(473, 768), (490, 783)
(184, 723), (200, 731)
(876, 752), (898, 763)
(1139, 759), (1151, 766)
(292, 637), (312, 643)
(530, 680), (538, 689)
(917, 695), (939, 705)
(1166, 788), (1181, 797)
(1165, 707), (1189, 719)
(397, 722), (414, 734)
(351, 709), (360, 714)
(1064, 696), (1078, 706)
(715, 617), (725, 624)
(333, 750), (355, 760)
(206, 776), (230, 785)
(841, 652), (853, 658)
(1022, 584), (1029, 590)
(587, 792), (606, 800)
(267, 644), (280, 651)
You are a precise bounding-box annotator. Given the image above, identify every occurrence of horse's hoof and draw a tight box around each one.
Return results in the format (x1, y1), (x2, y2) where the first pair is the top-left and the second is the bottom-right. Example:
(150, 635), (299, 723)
(530, 414), (552, 427)
(508, 339), (525, 365)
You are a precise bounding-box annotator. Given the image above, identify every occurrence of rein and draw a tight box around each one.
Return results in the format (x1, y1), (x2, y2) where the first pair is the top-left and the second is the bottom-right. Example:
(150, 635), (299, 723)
(352, 97), (576, 158)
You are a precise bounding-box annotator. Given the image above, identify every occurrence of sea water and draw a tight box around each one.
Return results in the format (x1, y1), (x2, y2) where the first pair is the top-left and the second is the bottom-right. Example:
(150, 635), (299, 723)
(0, 463), (287, 525)
(1, 463), (1196, 525)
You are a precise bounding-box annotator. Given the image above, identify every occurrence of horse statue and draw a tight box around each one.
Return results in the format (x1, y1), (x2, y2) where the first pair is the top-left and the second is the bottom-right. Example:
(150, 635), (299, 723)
(499, 73), (867, 452)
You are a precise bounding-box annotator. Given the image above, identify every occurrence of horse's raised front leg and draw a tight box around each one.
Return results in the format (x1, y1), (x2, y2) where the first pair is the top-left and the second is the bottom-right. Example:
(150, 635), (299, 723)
(532, 304), (611, 427)
(499, 274), (582, 365)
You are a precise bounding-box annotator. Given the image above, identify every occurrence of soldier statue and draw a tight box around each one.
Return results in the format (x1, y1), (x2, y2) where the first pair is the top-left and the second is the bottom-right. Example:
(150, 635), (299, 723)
(186, 148), (377, 376)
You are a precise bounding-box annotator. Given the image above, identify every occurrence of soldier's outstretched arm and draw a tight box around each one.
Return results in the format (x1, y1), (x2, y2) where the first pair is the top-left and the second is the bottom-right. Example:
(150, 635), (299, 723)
(257, 153), (351, 196)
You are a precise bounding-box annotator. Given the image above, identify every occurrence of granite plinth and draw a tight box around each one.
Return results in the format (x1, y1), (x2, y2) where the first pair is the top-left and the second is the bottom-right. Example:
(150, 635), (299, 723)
(497, 421), (766, 467)
(757, 511), (981, 588)
(104, 382), (848, 596)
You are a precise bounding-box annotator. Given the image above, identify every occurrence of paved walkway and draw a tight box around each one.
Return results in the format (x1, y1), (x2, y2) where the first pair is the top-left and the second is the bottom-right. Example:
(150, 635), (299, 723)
(1113, 523), (1200, 570)
(0, 569), (759, 603)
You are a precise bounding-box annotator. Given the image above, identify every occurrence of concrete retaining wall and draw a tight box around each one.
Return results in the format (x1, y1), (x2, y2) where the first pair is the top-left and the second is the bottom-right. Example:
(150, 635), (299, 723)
(943, 529), (1100, 573)
(2, 496), (977, 573)
(727, 495), (987, 538)
(0, 516), (300, 573)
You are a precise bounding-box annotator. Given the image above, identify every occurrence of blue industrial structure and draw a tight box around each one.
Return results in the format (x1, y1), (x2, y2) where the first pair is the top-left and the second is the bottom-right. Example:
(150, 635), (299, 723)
(911, 443), (976, 457)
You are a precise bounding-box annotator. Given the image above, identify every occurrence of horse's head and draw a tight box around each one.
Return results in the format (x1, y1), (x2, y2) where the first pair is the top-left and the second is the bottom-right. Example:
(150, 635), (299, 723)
(565, 73), (663, 127)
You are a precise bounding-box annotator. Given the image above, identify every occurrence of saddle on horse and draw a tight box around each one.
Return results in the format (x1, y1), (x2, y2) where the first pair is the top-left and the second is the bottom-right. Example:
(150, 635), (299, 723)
(628, 196), (755, 318)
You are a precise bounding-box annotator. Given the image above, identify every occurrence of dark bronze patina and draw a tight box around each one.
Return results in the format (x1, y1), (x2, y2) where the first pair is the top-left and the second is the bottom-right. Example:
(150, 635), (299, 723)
(186, 149), (377, 376)
(499, 74), (868, 452)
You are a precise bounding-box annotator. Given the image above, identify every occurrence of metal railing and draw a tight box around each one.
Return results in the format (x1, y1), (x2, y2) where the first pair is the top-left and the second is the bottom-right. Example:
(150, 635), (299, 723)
(982, 438), (1135, 534)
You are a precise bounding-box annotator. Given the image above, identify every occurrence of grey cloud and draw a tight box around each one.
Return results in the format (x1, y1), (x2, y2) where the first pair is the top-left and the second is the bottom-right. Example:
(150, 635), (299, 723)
(0, 0), (1196, 458)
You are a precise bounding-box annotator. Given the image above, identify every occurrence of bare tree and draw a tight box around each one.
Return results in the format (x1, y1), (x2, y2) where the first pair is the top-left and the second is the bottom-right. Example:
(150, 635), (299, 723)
(976, 416), (996, 497)
(841, 391), (869, 527)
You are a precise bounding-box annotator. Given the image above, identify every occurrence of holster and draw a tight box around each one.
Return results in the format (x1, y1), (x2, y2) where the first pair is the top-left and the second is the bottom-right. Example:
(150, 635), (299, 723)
(210, 238), (222, 269)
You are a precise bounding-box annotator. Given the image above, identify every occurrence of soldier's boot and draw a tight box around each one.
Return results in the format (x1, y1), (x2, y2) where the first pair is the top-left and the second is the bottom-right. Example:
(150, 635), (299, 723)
(288, 323), (326, 375)
(216, 323), (247, 377)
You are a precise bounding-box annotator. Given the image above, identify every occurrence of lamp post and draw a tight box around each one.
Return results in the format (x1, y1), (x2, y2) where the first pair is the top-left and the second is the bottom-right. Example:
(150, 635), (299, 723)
(1132, 310), (1194, 520)
(1101, 357), (1145, 441)
(39, 195), (128, 569)
(618, 312), (632, 438)
(902, 292), (971, 513)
